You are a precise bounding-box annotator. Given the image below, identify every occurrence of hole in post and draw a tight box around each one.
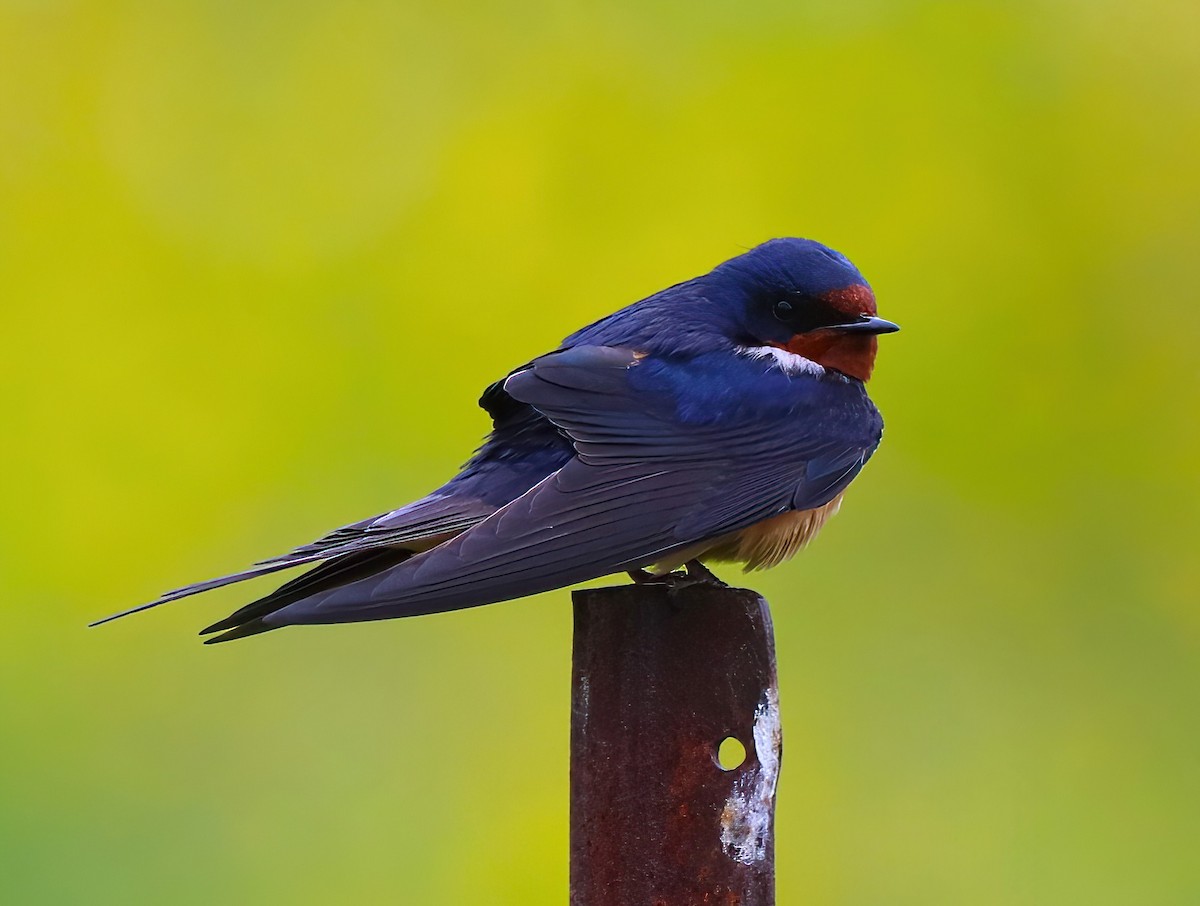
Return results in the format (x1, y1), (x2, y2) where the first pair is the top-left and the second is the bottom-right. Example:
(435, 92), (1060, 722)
(716, 736), (747, 771)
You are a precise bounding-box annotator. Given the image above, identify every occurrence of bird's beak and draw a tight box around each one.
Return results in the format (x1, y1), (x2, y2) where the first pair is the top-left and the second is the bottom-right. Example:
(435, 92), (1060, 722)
(825, 315), (900, 335)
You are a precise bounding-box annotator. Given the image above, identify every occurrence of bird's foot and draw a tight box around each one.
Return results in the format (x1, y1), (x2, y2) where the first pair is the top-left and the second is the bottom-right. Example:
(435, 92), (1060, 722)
(627, 568), (673, 585)
(684, 559), (727, 586)
(626, 561), (726, 588)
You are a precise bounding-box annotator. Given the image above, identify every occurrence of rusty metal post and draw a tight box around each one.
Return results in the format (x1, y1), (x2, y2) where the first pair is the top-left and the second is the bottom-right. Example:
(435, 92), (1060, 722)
(570, 581), (781, 906)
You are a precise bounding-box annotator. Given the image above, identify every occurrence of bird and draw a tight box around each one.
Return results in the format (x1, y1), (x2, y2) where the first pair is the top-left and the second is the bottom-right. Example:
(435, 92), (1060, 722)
(94, 238), (898, 643)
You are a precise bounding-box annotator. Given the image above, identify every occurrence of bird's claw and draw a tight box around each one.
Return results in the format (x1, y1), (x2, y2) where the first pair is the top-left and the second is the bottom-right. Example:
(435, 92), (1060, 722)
(627, 568), (666, 585)
(625, 561), (726, 589)
(684, 559), (727, 586)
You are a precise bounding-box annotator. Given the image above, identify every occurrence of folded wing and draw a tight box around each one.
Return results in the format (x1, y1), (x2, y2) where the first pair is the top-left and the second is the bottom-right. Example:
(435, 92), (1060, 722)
(207, 346), (881, 641)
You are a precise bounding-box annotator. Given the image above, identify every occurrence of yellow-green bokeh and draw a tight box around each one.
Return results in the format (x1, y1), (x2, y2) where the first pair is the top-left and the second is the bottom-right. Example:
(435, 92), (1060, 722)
(3, 1), (1198, 902)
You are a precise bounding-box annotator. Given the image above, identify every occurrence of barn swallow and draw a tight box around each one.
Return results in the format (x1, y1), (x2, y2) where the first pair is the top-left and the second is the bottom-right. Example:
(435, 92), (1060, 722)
(95, 238), (898, 642)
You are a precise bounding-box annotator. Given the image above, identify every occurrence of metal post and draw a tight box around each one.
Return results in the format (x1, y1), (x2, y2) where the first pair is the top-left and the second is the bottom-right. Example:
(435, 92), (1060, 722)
(570, 581), (781, 905)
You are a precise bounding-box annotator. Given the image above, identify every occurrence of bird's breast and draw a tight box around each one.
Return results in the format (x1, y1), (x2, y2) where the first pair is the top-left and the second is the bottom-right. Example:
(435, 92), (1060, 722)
(703, 494), (845, 571)
(649, 493), (846, 576)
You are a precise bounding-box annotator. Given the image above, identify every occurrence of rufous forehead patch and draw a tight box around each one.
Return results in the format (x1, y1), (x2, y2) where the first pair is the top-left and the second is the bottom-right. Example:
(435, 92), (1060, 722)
(821, 284), (876, 316)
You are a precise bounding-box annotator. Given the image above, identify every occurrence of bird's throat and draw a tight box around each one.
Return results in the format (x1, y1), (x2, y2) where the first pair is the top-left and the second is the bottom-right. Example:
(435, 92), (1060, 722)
(781, 333), (878, 382)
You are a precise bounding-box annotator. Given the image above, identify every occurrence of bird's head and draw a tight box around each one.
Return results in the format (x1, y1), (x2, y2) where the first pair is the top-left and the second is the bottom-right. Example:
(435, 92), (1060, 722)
(712, 238), (899, 382)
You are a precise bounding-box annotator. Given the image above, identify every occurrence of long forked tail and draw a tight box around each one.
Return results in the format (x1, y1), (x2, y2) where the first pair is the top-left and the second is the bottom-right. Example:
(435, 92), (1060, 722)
(90, 491), (501, 635)
(90, 547), (413, 644)
(88, 558), (321, 628)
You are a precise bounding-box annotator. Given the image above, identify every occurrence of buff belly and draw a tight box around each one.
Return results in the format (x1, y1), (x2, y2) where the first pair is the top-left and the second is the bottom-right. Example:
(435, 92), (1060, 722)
(652, 492), (845, 574)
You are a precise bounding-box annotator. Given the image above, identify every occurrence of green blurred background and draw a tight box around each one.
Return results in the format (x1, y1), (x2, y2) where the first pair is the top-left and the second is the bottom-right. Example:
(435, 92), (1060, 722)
(3, 1), (1198, 903)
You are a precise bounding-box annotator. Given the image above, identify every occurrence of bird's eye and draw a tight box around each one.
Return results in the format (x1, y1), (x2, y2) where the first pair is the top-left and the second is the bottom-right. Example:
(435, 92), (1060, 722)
(772, 300), (794, 321)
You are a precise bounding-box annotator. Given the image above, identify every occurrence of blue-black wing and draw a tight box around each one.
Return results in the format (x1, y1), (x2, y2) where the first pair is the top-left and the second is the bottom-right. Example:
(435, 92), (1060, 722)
(218, 345), (882, 640)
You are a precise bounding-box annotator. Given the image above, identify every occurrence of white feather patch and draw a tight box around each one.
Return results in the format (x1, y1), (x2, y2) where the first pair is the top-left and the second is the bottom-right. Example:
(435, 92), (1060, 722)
(739, 344), (825, 376)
